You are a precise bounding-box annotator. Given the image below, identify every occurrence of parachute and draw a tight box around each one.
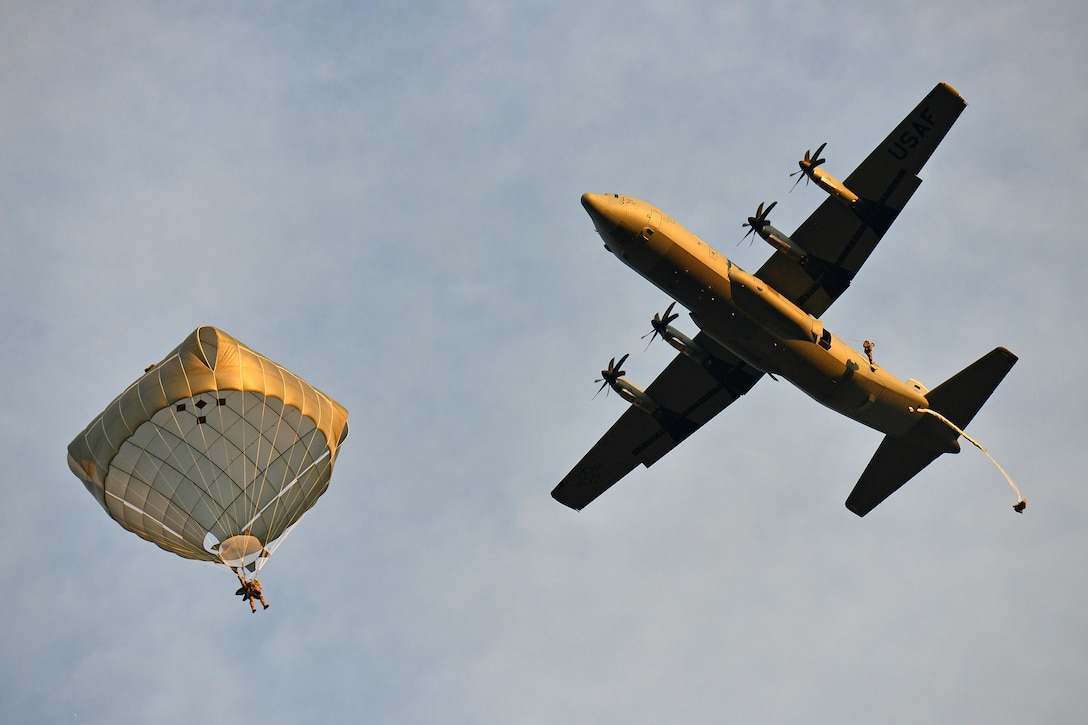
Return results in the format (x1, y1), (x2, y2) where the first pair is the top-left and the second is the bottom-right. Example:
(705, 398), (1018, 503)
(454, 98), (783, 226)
(67, 326), (349, 603)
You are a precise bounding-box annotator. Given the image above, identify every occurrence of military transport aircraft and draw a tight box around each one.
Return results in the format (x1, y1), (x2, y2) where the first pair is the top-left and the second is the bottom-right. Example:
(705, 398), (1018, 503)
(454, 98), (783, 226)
(552, 82), (1017, 516)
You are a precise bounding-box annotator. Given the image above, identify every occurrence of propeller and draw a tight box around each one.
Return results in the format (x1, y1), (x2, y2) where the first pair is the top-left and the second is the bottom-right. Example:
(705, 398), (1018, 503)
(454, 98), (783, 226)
(789, 142), (827, 191)
(593, 354), (629, 399)
(642, 302), (679, 348)
(740, 201), (777, 245)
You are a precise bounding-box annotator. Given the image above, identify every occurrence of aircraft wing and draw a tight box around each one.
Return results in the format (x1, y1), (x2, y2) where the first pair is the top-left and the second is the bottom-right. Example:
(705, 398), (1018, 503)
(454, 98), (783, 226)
(552, 333), (763, 510)
(756, 82), (967, 318)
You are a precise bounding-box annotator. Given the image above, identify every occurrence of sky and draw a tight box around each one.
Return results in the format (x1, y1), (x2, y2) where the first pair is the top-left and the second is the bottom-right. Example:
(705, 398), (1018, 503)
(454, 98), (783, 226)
(2, 1), (1086, 723)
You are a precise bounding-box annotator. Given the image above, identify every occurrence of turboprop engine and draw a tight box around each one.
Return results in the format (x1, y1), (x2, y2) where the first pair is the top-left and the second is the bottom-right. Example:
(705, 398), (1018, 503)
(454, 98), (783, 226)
(595, 354), (660, 415)
(790, 143), (859, 205)
(643, 302), (711, 364)
(741, 201), (808, 262)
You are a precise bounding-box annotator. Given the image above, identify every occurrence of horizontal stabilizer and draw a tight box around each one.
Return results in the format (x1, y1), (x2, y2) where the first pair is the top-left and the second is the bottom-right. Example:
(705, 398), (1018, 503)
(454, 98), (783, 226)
(845, 438), (942, 516)
(845, 347), (1017, 516)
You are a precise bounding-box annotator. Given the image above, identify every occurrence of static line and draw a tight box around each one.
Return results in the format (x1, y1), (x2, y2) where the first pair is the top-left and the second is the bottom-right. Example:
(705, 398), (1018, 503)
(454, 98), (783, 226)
(913, 407), (1024, 506)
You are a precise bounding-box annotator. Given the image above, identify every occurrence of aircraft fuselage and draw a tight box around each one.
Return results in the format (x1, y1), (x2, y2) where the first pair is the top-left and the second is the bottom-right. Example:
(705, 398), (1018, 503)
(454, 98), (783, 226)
(582, 192), (941, 446)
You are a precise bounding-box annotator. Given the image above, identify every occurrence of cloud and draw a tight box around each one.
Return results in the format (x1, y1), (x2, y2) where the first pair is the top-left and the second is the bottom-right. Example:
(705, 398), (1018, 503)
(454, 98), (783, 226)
(2, 2), (1086, 723)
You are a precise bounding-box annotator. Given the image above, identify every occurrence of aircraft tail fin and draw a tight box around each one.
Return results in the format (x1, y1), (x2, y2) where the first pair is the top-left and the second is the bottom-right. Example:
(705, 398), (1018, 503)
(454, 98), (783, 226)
(922, 346), (1018, 430)
(845, 347), (1017, 517)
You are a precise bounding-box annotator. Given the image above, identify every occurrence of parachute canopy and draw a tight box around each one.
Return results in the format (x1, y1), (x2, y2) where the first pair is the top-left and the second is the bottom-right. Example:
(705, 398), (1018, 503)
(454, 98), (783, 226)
(68, 326), (349, 571)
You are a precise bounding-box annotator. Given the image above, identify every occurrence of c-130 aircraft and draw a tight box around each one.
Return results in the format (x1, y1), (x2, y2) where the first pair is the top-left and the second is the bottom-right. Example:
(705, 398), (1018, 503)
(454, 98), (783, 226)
(552, 82), (1017, 516)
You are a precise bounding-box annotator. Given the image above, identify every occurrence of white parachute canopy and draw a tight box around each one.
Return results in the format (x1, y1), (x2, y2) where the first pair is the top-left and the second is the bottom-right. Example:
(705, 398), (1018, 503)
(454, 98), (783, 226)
(68, 326), (350, 577)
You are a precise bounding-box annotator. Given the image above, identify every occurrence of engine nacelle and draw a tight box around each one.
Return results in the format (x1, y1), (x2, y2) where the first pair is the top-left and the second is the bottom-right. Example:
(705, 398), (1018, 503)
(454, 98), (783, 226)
(757, 223), (808, 262)
(810, 167), (859, 206)
(611, 378), (660, 416)
(795, 144), (859, 206)
(659, 326), (711, 365)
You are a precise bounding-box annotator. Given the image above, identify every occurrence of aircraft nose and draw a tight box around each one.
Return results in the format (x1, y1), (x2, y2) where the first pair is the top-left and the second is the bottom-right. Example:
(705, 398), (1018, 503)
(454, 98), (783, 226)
(581, 192), (604, 215)
(581, 192), (614, 229)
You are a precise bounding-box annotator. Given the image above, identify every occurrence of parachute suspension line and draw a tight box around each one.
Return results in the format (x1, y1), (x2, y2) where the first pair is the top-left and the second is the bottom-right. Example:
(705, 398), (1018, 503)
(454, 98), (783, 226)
(236, 378), (290, 570)
(247, 450), (333, 578)
(253, 520), (300, 577)
(250, 406), (303, 546)
(233, 401), (320, 606)
(239, 392), (332, 578)
(913, 407), (1025, 512)
(243, 380), (305, 556)
(244, 381), (269, 548)
(244, 448), (332, 534)
(167, 379), (230, 546)
(209, 387), (239, 550)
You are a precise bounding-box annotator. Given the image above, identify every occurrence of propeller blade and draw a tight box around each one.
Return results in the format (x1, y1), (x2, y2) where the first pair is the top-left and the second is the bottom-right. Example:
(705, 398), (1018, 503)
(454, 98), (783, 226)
(644, 316), (664, 346)
(794, 144), (827, 183)
(597, 353), (628, 384)
(742, 201), (777, 242)
(748, 201), (777, 225)
(644, 303), (677, 346)
(662, 301), (677, 324)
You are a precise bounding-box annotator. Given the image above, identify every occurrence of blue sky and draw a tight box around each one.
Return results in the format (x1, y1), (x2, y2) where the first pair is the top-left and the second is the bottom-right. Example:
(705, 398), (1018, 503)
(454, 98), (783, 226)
(3, 2), (1086, 723)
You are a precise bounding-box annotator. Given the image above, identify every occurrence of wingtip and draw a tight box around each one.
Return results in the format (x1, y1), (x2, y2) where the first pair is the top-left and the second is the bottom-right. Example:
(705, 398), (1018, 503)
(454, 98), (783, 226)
(845, 499), (870, 518)
(551, 487), (584, 512)
(937, 81), (966, 104)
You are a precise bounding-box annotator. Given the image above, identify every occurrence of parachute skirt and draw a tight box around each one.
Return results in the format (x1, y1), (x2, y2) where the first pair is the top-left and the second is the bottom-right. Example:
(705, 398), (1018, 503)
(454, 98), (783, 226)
(68, 326), (349, 577)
